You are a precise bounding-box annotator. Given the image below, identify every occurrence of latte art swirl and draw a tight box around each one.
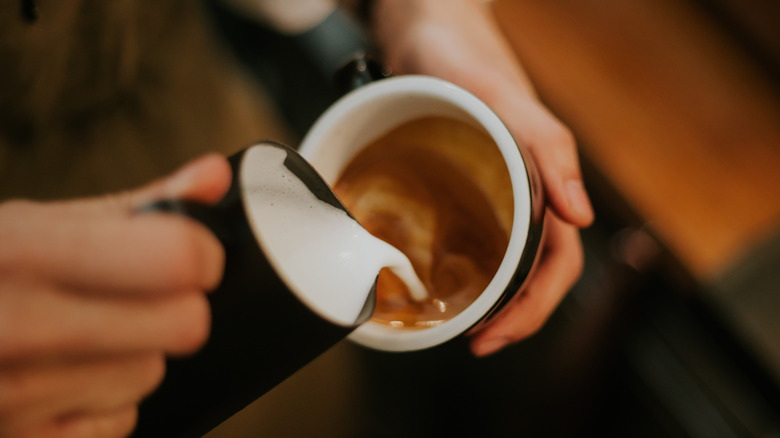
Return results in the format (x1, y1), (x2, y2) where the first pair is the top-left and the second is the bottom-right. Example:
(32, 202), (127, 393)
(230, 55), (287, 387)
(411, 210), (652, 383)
(334, 117), (513, 329)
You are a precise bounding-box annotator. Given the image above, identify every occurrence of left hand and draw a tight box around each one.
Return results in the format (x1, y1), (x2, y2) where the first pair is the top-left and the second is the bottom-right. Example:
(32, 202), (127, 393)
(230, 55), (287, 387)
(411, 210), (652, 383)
(0, 154), (231, 437)
(370, 0), (594, 356)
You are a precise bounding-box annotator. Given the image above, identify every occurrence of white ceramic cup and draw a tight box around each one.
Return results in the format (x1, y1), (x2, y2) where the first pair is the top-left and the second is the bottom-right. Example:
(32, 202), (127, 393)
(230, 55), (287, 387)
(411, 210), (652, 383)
(299, 75), (544, 352)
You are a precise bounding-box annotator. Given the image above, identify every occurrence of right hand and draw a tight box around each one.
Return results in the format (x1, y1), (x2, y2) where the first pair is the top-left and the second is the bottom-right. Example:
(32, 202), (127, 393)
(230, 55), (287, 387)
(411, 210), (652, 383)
(0, 154), (231, 438)
(369, 0), (593, 355)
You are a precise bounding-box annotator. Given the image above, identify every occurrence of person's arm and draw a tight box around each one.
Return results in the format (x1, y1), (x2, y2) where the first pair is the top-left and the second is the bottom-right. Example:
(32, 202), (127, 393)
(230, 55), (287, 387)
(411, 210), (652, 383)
(220, 0), (336, 33)
(0, 154), (231, 437)
(367, 0), (595, 356)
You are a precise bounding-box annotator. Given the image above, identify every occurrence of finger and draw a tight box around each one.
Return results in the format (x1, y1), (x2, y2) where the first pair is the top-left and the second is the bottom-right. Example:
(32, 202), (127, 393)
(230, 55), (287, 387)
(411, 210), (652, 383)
(137, 152), (233, 206)
(497, 99), (594, 228)
(0, 280), (211, 360)
(0, 203), (225, 294)
(469, 214), (583, 356)
(58, 153), (233, 217)
(15, 406), (138, 438)
(0, 153), (230, 294)
(0, 354), (157, 437)
(52, 407), (138, 438)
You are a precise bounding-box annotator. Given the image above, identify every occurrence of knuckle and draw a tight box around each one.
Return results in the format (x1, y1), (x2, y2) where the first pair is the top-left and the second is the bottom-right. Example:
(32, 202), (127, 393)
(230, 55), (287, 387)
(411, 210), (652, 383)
(535, 120), (578, 162)
(514, 313), (549, 341)
(550, 123), (576, 148)
(171, 295), (212, 355)
(135, 354), (166, 399)
(162, 220), (223, 290)
(161, 224), (203, 280)
(533, 113), (575, 146)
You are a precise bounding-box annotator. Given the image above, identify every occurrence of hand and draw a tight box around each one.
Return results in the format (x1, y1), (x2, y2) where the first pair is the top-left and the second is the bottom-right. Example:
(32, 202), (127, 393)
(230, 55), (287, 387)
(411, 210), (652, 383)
(0, 154), (231, 437)
(371, 0), (594, 355)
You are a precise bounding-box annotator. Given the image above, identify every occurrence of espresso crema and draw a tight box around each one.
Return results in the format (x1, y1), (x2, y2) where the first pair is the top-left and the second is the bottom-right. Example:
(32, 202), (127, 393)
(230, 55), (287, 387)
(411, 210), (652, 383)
(334, 117), (514, 329)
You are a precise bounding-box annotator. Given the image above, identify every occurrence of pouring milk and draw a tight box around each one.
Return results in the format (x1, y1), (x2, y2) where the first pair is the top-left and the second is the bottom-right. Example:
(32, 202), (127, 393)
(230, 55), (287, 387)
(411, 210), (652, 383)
(240, 145), (427, 326)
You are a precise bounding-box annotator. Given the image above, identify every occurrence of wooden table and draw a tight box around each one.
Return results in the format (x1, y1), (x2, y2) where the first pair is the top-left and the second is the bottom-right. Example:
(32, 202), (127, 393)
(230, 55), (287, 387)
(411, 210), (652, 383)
(492, 0), (780, 283)
(491, 0), (780, 390)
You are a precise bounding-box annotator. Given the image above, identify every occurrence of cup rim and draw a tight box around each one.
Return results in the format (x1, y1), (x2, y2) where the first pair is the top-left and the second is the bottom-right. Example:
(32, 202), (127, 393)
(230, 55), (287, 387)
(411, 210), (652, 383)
(300, 75), (535, 351)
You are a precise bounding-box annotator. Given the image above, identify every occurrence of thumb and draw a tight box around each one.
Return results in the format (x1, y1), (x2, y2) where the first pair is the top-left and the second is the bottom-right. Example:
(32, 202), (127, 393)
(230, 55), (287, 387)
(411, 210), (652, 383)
(51, 154), (233, 218)
(132, 153), (233, 208)
(69, 154), (233, 216)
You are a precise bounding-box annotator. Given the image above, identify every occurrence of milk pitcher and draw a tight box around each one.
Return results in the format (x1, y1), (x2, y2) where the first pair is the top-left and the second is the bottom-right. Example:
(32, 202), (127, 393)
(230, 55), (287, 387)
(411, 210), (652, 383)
(133, 142), (380, 437)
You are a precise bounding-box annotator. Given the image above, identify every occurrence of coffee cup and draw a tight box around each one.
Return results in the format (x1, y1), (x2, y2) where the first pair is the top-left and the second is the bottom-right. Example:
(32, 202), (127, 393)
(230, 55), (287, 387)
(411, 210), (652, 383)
(299, 74), (544, 352)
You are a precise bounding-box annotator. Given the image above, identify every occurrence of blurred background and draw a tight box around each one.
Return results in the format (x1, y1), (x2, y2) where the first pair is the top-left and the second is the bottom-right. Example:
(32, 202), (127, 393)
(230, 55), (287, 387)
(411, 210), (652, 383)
(2, 0), (779, 436)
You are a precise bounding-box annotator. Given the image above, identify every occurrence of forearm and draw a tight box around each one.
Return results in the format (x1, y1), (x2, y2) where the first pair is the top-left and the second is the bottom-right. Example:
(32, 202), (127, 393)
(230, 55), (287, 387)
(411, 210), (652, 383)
(367, 0), (536, 99)
(220, 0), (336, 32)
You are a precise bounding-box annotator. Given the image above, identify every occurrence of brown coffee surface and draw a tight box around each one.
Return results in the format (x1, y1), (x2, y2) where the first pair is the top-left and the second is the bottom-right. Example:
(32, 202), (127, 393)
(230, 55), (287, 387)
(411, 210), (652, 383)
(334, 117), (513, 329)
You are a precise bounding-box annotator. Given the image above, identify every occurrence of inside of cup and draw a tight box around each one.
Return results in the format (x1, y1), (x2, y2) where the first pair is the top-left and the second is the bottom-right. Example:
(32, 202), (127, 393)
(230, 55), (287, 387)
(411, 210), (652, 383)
(301, 86), (488, 182)
(299, 76), (532, 351)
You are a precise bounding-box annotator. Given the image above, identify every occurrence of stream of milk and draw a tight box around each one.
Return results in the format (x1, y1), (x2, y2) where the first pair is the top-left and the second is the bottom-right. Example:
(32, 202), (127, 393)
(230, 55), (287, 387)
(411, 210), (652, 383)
(241, 144), (427, 327)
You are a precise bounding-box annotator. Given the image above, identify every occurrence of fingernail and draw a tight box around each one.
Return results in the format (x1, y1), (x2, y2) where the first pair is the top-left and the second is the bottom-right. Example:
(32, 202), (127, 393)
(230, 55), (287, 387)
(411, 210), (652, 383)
(473, 336), (511, 357)
(566, 180), (594, 223)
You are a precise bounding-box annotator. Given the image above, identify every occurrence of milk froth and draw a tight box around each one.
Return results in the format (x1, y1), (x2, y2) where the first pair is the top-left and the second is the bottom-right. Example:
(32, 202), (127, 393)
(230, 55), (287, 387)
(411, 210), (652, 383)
(240, 145), (427, 327)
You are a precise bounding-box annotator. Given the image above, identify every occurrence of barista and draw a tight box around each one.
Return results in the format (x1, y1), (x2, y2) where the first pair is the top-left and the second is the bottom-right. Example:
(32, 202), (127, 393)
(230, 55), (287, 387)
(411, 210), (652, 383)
(0, 0), (593, 436)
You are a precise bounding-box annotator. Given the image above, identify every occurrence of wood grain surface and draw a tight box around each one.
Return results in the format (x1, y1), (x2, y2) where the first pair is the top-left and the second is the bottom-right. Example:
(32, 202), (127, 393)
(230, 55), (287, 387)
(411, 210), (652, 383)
(492, 0), (780, 283)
